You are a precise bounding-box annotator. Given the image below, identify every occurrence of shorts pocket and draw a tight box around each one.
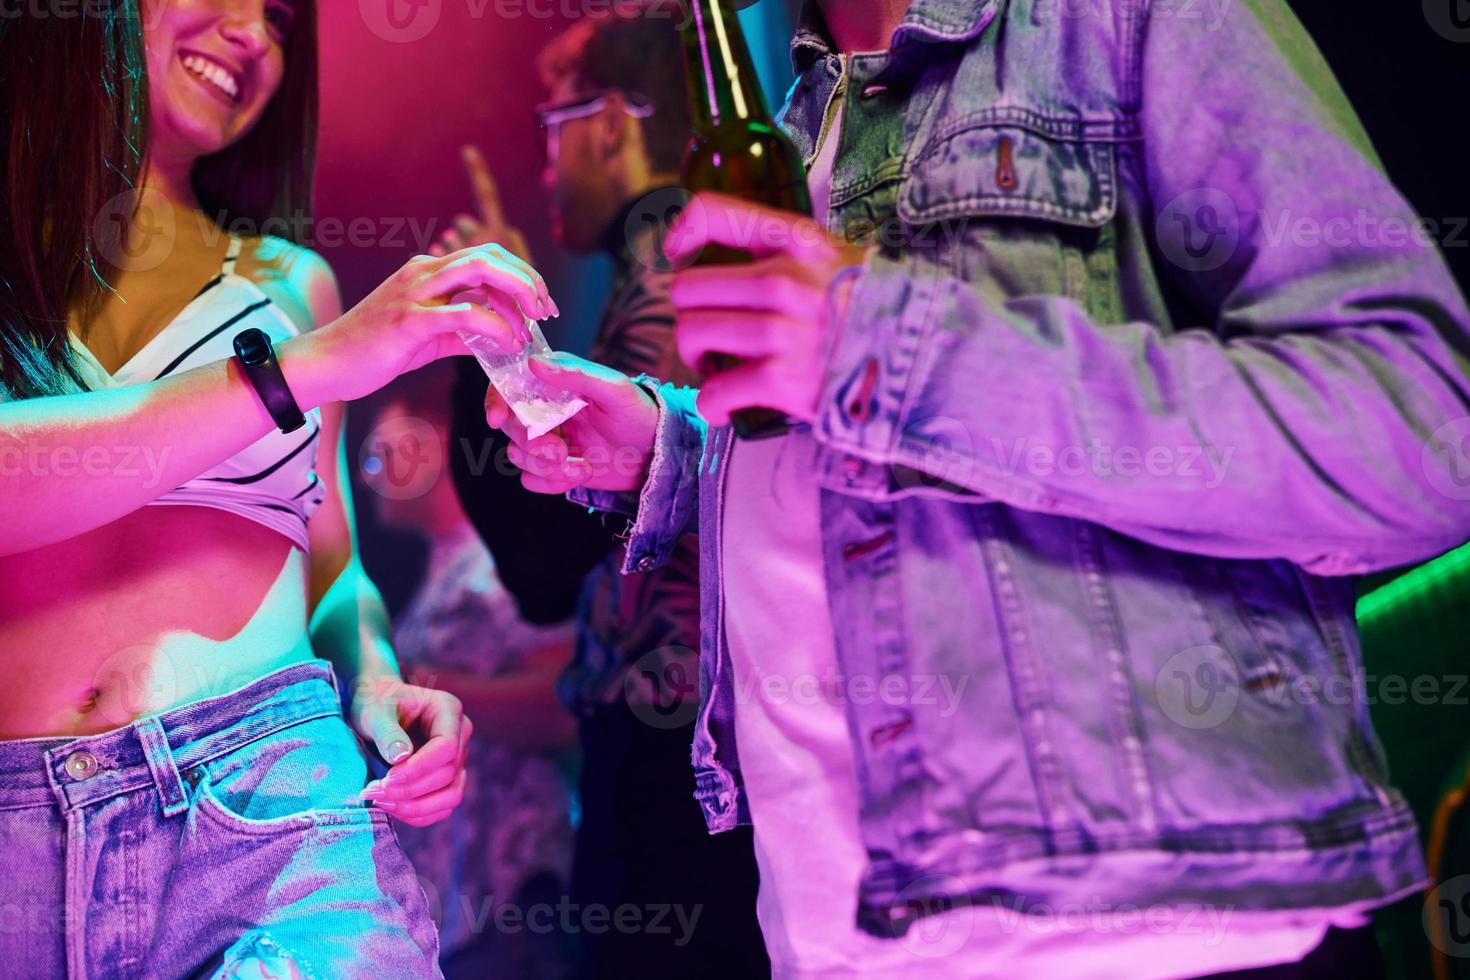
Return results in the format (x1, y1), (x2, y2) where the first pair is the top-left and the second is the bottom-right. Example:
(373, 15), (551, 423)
(187, 714), (388, 835)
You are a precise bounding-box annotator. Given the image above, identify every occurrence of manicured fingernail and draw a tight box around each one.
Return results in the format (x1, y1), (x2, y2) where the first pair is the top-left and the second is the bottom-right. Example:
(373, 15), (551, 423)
(359, 781), (383, 799)
(387, 740), (411, 764)
(373, 800), (399, 811)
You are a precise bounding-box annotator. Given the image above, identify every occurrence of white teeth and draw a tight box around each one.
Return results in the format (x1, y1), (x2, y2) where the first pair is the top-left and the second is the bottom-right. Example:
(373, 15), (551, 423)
(181, 54), (240, 101)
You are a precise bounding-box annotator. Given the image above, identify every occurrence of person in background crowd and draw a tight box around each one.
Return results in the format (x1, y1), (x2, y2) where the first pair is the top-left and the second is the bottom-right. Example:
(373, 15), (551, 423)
(363, 362), (579, 979)
(484, 0), (1470, 977)
(440, 4), (770, 977)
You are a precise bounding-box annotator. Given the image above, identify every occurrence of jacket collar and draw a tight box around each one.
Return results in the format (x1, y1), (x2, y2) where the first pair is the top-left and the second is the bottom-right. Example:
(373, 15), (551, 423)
(790, 0), (998, 73)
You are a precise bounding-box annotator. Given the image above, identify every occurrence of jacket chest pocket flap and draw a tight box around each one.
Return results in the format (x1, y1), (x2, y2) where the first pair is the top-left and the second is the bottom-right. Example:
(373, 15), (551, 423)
(898, 116), (1120, 229)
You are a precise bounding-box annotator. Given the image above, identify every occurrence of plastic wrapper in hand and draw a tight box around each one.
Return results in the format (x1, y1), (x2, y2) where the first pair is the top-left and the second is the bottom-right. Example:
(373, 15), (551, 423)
(459, 316), (586, 439)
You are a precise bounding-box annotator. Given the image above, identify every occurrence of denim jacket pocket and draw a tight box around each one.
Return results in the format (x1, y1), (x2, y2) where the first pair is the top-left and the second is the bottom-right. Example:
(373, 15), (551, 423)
(899, 117), (1118, 230)
(894, 117), (1122, 313)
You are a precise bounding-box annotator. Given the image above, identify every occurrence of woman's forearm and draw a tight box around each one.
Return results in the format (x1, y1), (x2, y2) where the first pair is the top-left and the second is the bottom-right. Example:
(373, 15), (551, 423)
(0, 337), (334, 556)
(308, 558), (401, 691)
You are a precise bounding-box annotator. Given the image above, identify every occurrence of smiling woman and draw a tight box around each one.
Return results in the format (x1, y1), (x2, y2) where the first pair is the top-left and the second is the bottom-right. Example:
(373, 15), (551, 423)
(146, 0), (316, 236)
(0, 0), (558, 975)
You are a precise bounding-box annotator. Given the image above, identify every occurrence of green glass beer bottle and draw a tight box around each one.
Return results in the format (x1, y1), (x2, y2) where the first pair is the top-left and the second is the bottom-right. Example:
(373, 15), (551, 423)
(678, 0), (812, 439)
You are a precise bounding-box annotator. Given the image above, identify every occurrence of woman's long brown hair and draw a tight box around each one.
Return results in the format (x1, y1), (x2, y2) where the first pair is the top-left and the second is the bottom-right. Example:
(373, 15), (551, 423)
(0, 0), (319, 401)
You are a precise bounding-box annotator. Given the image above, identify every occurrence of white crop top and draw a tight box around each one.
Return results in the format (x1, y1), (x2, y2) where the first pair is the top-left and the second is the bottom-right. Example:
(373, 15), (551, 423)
(67, 235), (325, 551)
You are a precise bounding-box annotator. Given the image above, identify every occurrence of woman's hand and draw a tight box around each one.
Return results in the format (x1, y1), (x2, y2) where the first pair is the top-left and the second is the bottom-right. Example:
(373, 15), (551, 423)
(427, 145), (532, 263)
(281, 242), (557, 407)
(351, 674), (471, 827)
(485, 351), (660, 494)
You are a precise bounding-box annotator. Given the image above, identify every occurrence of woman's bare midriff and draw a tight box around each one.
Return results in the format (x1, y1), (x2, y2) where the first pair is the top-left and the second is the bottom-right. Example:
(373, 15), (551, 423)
(0, 505), (318, 739)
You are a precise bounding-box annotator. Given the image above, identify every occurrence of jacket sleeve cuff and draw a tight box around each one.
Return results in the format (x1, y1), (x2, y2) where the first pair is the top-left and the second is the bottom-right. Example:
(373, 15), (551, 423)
(614, 376), (706, 576)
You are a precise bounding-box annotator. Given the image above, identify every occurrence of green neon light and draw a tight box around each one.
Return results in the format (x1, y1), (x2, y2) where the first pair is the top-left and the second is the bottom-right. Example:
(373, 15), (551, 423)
(1357, 540), (1470, 625)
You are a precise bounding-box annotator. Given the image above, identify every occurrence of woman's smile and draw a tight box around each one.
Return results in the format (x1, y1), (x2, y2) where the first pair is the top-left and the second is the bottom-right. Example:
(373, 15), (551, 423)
(179, 49), (243, 105)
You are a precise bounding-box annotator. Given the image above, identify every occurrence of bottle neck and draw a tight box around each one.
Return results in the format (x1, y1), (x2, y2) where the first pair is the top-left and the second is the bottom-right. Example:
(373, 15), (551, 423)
(681, 0), (768, 132)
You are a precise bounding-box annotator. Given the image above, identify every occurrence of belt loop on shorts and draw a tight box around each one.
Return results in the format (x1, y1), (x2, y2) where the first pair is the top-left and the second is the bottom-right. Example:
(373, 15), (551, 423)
(322, 661), (352, 720)
(322, 660), (342, 699)
(135, 716), (189, 818)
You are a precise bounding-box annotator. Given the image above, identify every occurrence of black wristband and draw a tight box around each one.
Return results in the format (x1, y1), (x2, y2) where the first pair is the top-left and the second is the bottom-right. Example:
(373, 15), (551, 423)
(233, 328), (306, 433)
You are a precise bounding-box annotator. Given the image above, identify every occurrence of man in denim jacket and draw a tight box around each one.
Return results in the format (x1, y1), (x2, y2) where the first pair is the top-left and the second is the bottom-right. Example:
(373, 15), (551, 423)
(487, 0), (1470, 974)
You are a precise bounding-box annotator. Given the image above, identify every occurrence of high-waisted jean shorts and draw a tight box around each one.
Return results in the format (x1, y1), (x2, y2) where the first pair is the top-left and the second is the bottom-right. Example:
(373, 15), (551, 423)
(0, 659), (441, 978)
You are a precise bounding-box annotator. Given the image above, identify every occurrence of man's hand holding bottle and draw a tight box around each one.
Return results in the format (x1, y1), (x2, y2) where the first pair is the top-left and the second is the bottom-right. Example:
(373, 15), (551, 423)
(483, 192), (867, 495)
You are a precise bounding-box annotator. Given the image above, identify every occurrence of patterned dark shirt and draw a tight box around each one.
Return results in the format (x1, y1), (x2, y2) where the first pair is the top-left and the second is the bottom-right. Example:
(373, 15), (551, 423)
(556, 212), (702, 720)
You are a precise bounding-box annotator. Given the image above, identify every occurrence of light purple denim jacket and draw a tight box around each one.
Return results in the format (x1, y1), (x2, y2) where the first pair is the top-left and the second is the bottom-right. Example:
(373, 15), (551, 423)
(575, 0), (1470, 937)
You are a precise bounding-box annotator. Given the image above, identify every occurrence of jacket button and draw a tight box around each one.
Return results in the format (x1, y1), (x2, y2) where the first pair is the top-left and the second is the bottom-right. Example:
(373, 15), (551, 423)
(63, 750), (99, 781)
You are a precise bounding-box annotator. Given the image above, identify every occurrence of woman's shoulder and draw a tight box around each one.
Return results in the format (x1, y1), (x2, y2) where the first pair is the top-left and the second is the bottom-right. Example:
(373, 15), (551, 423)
(234, 234), (342, 331)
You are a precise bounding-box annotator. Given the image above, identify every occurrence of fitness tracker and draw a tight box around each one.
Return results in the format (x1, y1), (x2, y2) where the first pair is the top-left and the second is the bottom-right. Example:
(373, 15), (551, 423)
(233, 327), (306, 433)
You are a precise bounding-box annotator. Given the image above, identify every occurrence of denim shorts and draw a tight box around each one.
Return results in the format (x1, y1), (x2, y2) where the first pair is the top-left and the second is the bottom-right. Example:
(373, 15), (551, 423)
(0, 660), (441, 979)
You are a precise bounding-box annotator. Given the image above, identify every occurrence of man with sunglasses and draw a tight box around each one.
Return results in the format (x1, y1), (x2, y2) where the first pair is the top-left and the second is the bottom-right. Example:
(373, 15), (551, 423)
(442, 5), (770, 978)
(487, 0), (1470, 976)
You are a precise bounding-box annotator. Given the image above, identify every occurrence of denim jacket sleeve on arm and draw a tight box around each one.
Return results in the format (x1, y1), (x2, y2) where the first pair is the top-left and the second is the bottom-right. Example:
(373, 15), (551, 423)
(568, 375), (707, 576)
(814, 0), (1470, 577)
